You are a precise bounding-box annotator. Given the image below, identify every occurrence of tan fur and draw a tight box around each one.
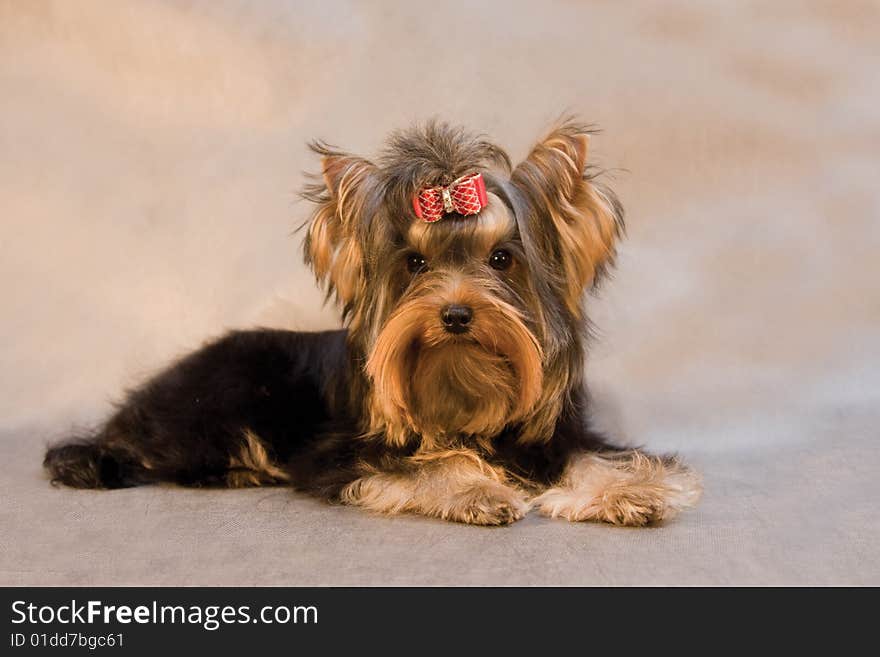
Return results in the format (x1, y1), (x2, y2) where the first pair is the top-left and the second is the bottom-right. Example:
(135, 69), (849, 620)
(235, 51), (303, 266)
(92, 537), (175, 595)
(226, 429), (290, 488)
(341, 448), (530, 526)
(513, 127), (622, 315)
(533, 451), (702, 525)
(306, 155), (375, 306)
(515, 361), (571, 444)
(365, 276), (543, 447)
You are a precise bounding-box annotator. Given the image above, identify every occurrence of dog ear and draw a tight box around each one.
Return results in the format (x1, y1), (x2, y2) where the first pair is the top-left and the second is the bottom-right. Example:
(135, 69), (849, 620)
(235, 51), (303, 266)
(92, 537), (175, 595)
(511, 122), (624, 314)
(302, 142), (380, 307)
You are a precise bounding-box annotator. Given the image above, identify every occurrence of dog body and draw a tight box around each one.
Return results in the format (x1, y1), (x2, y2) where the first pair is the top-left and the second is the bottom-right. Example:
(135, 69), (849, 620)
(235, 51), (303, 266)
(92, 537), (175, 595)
(44, 120), (701, 525)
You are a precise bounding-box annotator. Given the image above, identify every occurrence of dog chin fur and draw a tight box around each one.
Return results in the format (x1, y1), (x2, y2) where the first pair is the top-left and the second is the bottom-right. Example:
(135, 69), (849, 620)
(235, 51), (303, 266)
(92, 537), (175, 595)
(43, 118), (702, 527)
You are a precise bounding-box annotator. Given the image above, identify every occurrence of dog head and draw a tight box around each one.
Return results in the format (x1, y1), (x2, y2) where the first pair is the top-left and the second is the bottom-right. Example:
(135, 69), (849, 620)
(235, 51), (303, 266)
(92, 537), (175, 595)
(302, 120), (623, 446)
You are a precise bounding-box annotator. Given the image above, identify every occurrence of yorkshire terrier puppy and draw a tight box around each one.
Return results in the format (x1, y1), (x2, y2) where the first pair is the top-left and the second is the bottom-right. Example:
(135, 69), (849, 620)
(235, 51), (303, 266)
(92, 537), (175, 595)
(44, 119), (702, 526)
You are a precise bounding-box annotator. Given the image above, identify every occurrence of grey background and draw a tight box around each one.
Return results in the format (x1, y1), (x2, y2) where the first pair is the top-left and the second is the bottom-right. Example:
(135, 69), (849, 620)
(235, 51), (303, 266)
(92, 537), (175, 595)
(1, 0), (877, 585)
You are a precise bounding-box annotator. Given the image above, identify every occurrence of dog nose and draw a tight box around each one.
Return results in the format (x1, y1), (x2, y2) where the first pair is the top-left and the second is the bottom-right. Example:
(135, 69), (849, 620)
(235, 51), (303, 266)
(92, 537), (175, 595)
(441, 304), (473, 334)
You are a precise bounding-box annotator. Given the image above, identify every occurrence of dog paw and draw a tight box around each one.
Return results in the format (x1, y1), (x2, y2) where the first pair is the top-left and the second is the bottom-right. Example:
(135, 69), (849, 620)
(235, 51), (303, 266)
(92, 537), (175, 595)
(534, 454), (702, 526)
(533, 488), (661, 526)
(446, 484), (530, 526)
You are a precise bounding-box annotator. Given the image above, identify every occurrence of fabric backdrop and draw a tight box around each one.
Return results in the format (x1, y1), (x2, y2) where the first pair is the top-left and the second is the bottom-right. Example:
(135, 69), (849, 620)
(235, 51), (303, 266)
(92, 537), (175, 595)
(1, 0), (877, 585)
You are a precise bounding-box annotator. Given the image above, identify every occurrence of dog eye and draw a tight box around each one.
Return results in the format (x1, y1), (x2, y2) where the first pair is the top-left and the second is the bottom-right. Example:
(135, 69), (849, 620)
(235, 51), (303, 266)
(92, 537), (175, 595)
(406, 253), (427, 274)
(489, 249), (513, 271)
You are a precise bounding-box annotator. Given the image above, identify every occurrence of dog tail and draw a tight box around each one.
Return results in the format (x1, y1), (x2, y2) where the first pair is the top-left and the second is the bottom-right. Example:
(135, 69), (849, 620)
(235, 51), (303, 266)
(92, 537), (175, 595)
(44, 431), (143, 489)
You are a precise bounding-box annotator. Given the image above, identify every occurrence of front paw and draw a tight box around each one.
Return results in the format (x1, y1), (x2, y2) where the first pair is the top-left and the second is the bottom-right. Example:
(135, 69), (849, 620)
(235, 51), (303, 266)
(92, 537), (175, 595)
(534, 453), (702, 526)
(535, 486), (667, 525)
(446, 483), (530, 526)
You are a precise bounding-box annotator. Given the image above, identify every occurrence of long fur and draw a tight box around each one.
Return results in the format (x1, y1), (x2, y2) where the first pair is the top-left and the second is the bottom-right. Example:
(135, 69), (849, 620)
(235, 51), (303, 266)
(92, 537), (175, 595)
(44, 119), (701, 526)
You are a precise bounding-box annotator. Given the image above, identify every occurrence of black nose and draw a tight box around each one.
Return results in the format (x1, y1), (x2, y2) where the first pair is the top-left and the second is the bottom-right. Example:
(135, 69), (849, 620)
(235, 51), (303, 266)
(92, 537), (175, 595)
(441, 304), (473, 334)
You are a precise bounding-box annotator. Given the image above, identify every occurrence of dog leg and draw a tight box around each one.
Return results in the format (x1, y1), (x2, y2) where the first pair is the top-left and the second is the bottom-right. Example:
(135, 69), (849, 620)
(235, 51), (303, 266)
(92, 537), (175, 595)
(341, 449), (530, 526)
(533, 450), (702, 526)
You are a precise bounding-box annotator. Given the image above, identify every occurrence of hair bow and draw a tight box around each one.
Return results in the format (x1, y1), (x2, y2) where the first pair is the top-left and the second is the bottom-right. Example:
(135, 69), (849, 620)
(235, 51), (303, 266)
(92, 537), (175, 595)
(412, 173), (488, 222)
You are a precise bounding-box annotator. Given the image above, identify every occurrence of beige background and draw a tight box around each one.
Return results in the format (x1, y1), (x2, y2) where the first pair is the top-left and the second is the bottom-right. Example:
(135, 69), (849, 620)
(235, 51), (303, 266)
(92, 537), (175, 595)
(1, 0), (878, 585)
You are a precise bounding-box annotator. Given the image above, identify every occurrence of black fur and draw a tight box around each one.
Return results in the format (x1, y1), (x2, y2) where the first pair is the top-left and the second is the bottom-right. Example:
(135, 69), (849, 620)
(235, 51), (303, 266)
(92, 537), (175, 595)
(46, 330), (351, 494)
(44, 328), (613, 495)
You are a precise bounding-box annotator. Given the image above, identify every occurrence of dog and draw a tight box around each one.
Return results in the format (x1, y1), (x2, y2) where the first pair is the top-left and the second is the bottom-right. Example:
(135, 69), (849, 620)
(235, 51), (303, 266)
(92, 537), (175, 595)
(43, 119), (702, 526)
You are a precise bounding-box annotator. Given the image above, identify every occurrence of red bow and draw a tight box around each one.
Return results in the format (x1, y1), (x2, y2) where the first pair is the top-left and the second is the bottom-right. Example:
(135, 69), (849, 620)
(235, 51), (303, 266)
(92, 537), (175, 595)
(412, 173), (488, 222)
